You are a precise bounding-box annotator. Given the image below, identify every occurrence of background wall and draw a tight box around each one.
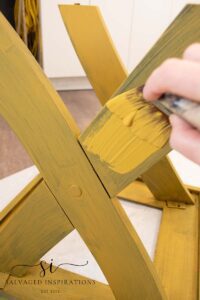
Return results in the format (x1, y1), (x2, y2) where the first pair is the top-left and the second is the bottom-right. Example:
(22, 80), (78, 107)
(39, 0), (200, 90)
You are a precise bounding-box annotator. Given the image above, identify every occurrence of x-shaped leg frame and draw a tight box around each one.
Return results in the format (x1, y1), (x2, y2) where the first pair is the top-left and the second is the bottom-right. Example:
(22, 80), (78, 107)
(0, 4), (199, 299)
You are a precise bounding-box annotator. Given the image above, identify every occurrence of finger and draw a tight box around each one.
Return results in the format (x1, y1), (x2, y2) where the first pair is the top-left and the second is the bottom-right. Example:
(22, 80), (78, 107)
(143, 58), (200, 101)
(169, 115), (200, 164)
(169, 114), (192, 131)
(183, 43), (200, 62)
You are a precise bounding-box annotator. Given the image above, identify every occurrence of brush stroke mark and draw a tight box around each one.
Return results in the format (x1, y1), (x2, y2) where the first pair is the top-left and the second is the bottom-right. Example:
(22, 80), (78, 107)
(82, 88), (170, 174)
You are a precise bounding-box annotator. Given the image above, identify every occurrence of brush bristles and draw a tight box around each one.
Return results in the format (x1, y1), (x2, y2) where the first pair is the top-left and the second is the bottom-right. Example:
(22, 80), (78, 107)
(82, 88), (171, 174)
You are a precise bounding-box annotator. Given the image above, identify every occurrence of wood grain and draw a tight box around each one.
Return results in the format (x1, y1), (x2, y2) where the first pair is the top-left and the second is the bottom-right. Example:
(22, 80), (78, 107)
(142, 157), (193, 204)
(80, 91), (171, 197)
(0, 14), (166, 299)
(60, 4), (194, 203)
(0, 175), (73, 276)
(118, 181), (164, 209)
(113, 4), (198, 204)
(0, 174), (42, 221)
(154, 194), (199, 299)
(114, 4), (200, 95)
(59, 4), (127, 105)
(2, 264), (115, 300)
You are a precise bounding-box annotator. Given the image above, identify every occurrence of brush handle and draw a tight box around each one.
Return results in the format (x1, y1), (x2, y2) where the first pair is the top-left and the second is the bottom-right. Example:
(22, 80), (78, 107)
(153, 94), (200, 131)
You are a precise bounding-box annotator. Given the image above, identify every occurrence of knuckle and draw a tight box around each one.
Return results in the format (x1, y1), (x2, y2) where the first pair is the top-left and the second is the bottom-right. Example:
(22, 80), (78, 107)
(183, 43), (200, 58)
(160, 58), (180, 79)
(161, 58), (179, 73)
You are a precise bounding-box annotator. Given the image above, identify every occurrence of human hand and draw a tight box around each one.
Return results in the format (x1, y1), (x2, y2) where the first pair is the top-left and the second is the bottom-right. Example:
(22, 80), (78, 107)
(143, 43), (200, 164)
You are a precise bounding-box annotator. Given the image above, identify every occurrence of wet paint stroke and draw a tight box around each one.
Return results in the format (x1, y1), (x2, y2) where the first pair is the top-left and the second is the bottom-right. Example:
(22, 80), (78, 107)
(82, 88), (171, 174)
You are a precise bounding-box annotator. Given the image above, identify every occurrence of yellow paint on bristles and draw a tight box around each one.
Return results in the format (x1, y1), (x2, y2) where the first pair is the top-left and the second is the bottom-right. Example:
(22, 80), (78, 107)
(82, 88), (171, 174)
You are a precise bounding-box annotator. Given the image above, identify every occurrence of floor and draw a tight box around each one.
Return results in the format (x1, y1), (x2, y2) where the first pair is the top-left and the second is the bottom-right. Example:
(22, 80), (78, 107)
(0, 90), (101, 179)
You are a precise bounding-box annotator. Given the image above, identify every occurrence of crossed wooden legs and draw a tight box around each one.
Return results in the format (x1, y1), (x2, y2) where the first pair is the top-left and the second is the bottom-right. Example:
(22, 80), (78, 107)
(0, 13), (165, 299)
(0, 4), (199, 299)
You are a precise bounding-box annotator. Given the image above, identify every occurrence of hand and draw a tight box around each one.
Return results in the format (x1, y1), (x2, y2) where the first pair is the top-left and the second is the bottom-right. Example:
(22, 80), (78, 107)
(143, 43), (200, 164)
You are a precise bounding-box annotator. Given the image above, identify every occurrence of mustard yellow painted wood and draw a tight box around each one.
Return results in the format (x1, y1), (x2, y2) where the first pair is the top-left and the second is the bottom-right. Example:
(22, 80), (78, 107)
(119, 182), (200, 299)
(118, 181), (164, 209)
(115, 5), (200, 95)
(59, 3), (162, 271)
(0, 273), (9, 289)
(80, 89), (171, 197)
(186, 185), (200, 195)
(0, 15), (166, 299)
(60, 4), (193, 204)
(113, 4), (200, 205)
(154, 194), (199, 299)
(0, 176), (73, 277)
(142, 157), (193, 204)
(0, 174), (42, 221)
(2, 264), (115, 300)
(0, 12), (79, 137)
(59, 5), (127, 105)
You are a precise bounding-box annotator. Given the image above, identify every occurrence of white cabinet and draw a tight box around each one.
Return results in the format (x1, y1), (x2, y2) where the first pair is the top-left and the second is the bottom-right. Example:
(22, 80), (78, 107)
(40, 0), (200, 90)
(90, 0), (134, 69)
(40, 0), (89, 81)
(128, 0), (173, 72)
(128, 0), (200, 72)
(40, 0), (133, 89)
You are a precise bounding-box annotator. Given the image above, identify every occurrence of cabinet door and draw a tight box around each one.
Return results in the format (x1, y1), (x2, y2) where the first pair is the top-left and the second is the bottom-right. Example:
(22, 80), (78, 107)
(90, 0), (134, 69)
(40, 0), (89, 79)
(128, 0), (172, 72)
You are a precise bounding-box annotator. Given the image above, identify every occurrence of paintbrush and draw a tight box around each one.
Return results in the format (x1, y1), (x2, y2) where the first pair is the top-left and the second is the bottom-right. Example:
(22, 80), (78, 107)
(152, 93), (200, 131)
(138, 85), (200, 131)
(80, 87), (171, 196)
